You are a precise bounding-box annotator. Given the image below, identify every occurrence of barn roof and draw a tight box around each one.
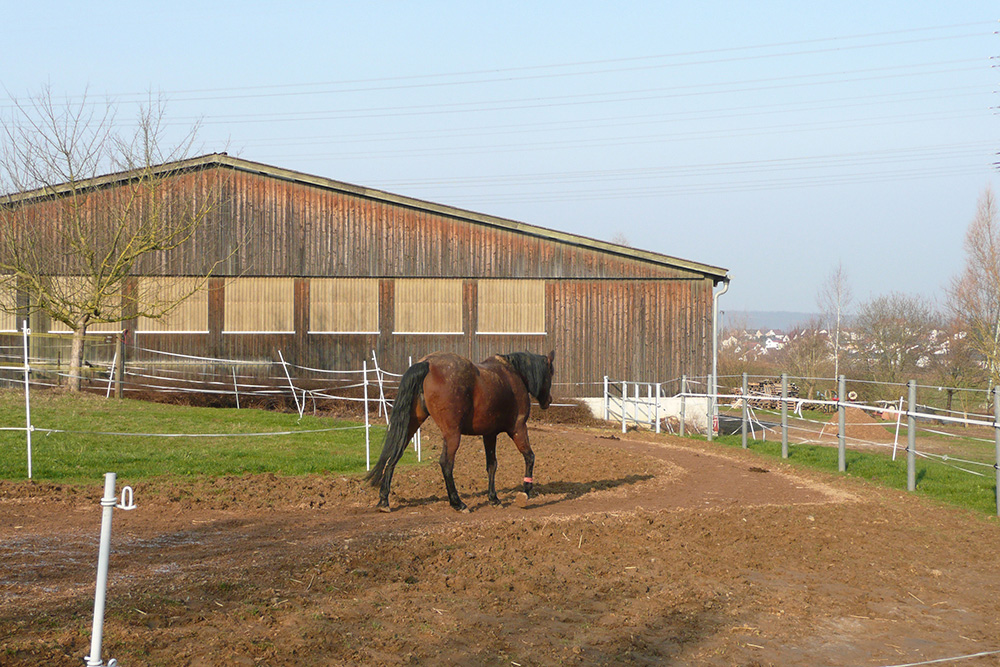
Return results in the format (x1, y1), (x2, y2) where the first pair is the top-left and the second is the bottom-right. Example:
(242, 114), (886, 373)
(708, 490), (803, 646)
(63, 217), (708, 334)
(5, 152), (730, 284)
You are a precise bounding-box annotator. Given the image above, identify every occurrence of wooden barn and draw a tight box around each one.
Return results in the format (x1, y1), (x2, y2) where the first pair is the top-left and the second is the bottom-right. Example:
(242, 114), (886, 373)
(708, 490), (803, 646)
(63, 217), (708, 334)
(1, 154), (728, 396)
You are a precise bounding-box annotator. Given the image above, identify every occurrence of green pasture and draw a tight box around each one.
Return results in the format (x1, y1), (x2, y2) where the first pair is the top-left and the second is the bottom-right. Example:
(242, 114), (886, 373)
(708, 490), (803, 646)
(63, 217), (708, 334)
(709, 433), (1000, 517)
(0, 390), (393, 482)
(3, 390), (997, 519)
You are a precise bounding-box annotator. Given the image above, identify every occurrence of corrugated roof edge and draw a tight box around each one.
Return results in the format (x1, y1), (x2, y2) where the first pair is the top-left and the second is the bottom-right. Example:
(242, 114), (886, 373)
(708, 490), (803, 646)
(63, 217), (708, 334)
(3, 152), (730, 283)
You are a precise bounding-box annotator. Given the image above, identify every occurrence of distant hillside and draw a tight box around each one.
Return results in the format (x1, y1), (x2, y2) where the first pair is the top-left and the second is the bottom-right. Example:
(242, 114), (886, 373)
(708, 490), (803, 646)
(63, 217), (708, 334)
(724, 311), (821, 332)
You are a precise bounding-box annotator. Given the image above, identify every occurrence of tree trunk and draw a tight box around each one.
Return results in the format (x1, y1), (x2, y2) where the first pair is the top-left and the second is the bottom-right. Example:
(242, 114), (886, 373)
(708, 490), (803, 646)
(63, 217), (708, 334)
(68, 326), (86, 392)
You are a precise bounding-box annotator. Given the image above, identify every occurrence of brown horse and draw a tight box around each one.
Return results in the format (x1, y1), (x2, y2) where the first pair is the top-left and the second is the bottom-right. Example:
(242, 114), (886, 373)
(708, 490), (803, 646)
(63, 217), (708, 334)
(365, 350), (555, 512)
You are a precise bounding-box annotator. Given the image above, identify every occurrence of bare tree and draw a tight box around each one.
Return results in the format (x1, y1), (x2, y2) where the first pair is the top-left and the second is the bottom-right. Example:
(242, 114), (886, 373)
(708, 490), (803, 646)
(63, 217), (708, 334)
(930, 316), (987, 417)
(817, 261), (852, 381)
(853, 292), (939, 394)
(775, 318), (831, 400)
(610, 231), (630, 247)
(0, 88), (224, 391)
(949, 188), (1000, 396)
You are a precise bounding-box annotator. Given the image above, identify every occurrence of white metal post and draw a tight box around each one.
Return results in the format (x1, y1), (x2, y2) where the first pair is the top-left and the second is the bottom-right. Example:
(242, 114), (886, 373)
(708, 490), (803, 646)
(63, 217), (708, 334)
(22, 321), (32, 479)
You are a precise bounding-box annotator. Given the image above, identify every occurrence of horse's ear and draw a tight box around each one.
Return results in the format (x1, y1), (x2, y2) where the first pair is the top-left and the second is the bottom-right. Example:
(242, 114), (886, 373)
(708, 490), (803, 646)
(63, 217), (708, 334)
(547, 350), (555, 363)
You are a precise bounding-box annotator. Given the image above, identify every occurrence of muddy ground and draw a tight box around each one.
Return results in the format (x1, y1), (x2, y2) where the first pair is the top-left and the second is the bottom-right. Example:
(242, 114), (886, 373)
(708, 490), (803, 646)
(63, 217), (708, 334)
(2, 421), (1000, 666)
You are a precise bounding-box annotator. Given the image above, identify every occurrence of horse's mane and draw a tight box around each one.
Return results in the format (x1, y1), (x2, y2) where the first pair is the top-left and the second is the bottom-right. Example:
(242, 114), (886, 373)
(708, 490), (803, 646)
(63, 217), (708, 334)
(500, 352), (550, 399)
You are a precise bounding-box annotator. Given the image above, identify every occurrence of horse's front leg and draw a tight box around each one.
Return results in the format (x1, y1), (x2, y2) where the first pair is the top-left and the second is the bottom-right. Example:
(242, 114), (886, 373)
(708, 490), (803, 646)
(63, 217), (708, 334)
(439, 432), (468, 512)
(483, 433), (501, 506)
(511, 426), (536, 499)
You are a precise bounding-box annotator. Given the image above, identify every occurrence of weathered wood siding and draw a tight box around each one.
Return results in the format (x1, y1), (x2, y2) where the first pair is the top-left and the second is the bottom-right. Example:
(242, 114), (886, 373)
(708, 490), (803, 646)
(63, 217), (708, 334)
(4, 159), (725, 395)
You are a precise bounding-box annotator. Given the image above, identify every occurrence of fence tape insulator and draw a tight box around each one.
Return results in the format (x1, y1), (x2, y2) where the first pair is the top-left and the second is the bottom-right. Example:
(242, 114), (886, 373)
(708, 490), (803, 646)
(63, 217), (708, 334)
(117, 486), (136, 510)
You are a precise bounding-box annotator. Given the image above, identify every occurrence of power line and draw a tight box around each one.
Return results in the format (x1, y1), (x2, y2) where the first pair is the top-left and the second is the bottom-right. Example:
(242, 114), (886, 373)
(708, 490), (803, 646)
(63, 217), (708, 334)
(428, 164), (988, 205)
(253, 111), (986, 163)
(16, 21), (989, 105)
(232, 86), (986, 149)
(177, 59), (985, 126)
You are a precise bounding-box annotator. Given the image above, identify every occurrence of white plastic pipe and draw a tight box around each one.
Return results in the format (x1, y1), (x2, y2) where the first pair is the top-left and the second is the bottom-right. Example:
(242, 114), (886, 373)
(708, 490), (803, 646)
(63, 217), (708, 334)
(709, 279), (730, 441)
(409, 356), (421, 462)
(278, 351), (303, 417)
(86, 473), (119, 667)
(603, 376), (609, 421)
(22, 321), (32, 479)
(363, 361), (370, 471)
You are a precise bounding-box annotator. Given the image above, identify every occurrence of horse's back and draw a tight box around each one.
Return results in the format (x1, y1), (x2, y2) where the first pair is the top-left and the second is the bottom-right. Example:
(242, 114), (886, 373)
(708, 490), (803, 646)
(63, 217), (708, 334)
(419, 352), (478, 403)
(420, 352), (479, 387)
(418, 352), (523, 435)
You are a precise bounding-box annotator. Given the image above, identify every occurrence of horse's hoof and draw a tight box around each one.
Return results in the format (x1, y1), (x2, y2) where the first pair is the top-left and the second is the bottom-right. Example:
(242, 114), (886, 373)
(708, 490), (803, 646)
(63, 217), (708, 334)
(453, 504), (470, 514)
(376, 504), (392, 513)
(514, 492), (529, 508)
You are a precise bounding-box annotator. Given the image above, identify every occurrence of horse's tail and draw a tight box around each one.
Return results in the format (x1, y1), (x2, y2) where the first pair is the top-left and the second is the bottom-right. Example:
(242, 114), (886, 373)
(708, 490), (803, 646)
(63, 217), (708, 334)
(365, 360), (430, 487)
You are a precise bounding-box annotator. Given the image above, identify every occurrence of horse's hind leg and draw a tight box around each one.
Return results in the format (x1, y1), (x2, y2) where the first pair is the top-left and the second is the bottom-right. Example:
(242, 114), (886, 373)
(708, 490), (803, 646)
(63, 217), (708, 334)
(439, 431), (468, 512)
(483, 433), (501, 506)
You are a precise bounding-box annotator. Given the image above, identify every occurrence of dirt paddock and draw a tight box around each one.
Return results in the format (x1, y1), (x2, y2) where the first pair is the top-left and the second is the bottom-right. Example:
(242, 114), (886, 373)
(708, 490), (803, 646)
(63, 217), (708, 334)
(2, 423), (1000, 666)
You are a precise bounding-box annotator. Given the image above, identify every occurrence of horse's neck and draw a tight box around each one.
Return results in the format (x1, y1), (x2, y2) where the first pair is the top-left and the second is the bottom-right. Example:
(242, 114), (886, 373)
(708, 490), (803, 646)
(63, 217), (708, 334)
(496, 354), (537, 398)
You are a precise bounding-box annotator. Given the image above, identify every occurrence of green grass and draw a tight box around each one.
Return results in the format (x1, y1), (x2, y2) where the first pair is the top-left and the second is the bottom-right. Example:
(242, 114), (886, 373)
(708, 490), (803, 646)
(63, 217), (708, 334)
(0, 390), (392, 482)
(709, 433), (1000, 516)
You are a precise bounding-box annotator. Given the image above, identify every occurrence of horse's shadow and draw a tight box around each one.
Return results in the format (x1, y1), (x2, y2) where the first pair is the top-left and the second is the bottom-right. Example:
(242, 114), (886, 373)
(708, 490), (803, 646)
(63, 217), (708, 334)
(398, 473), (655, 511)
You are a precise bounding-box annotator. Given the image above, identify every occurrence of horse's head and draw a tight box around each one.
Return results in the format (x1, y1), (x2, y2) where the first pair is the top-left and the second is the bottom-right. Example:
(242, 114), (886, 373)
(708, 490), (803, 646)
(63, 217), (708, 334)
(536, 350), (555, 409)
(506, 350), (556, 409)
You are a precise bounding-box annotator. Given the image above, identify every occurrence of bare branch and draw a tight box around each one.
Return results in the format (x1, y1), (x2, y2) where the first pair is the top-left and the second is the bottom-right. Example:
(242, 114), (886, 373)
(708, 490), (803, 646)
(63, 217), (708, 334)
(0, 88), (222, 391)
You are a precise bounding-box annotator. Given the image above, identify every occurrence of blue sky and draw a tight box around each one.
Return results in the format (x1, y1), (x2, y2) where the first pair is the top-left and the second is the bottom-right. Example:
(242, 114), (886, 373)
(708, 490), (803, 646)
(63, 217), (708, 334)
(3, 2), (997, 316)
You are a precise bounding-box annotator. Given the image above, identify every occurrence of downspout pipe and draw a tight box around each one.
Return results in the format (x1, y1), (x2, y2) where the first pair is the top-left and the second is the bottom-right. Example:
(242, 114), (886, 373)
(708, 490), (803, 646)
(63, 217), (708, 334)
(709, 278), (730, 441)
